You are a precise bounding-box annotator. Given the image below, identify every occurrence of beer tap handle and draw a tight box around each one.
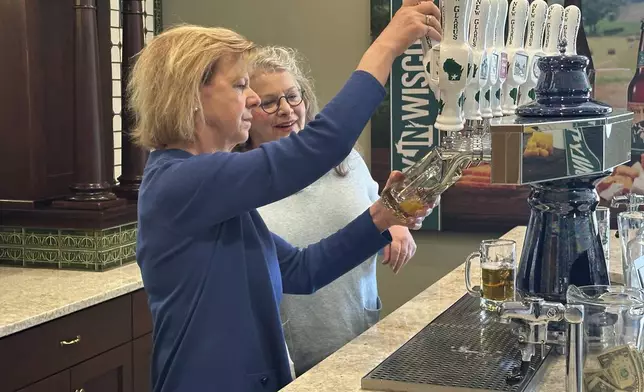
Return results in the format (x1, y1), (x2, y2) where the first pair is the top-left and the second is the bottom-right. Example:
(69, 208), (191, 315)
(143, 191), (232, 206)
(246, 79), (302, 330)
(469, 0), (491, 51)
(486, 0), (499, 53)
(524, 0), (548, 52)
(493, 0), (508, 52)
(542, 4), (565, 55)
(562, 5), (581, 55)
(505, 0), (530, 50)
(421, 36), (440, 98)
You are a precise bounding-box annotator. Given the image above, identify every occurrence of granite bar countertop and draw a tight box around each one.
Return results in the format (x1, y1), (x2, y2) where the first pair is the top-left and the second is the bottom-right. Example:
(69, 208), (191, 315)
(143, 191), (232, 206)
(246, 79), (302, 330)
(281, 226), (624, 392)
(0, 263), (143, 338)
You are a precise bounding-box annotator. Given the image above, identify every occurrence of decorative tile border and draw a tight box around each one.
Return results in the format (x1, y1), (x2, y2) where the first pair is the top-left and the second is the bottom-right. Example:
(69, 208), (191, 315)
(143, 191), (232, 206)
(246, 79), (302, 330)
(0, 223), (137, 271)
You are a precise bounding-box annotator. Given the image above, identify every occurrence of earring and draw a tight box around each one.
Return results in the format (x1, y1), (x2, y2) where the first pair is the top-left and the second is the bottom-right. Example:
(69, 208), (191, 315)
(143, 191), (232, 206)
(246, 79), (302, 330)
(194, 107), (199, 112)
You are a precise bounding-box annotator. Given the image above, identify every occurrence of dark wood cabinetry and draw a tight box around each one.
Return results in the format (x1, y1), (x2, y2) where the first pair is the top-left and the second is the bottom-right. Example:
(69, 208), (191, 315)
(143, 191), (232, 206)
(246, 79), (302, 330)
(0, 289), (153, 392)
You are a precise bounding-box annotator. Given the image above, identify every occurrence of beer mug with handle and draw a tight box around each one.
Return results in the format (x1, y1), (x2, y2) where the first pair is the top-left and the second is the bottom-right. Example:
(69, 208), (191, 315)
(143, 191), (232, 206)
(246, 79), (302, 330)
(465, 239), (517, 311)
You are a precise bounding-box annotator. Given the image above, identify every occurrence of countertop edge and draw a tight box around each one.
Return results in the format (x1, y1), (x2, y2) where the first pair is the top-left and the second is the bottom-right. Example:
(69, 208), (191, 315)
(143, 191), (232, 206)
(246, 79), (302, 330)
(0, 281), (143, 339)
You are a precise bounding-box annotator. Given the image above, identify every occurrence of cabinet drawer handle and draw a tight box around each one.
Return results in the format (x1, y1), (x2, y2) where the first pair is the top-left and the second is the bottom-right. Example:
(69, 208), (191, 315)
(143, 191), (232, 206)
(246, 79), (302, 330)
(59, 335), (81, 346)
(75, 389), (85, 392)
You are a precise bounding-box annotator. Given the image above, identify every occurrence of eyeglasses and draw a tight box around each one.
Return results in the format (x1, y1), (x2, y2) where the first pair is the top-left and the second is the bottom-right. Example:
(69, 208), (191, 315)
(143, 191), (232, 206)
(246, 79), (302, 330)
(259, 90), (304, 114)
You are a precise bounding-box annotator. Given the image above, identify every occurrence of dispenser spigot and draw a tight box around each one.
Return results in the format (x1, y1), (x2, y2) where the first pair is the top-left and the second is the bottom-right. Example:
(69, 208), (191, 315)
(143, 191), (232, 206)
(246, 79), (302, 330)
(611, 193), (644, 211)
(496, 297), (584, 392)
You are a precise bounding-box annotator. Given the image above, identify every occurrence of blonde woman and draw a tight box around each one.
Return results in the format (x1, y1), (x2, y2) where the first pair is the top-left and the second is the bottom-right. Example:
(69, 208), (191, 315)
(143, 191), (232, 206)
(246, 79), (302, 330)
(129, 4), (442, 391)
(243, 46), (418, 376)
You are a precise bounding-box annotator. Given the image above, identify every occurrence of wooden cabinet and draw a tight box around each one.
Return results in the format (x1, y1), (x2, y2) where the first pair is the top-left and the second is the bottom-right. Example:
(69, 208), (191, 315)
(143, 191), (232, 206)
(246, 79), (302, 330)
(0, 289), (152, 392)
(71, 343), (132, 392)
(16, 372), (70, 392)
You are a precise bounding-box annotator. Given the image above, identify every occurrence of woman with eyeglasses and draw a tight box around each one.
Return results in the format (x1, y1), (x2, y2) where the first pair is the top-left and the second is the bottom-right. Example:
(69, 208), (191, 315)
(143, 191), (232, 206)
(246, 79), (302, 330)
(238, 46), (422, 377)
(129, 1), (441, 391)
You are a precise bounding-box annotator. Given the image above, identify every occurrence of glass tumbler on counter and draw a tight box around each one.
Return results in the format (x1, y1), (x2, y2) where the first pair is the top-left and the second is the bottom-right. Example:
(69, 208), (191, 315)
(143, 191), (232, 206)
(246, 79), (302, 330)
(617, 209), (644, 289)
(594, 206), (610, 272)
(566, 285), (644, 392)
(465, 239), (517, 311)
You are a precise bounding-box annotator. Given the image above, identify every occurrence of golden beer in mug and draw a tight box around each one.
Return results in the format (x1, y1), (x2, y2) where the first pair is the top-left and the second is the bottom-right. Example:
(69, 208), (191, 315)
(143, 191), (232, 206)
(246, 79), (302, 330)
(465, 239), (517, 311)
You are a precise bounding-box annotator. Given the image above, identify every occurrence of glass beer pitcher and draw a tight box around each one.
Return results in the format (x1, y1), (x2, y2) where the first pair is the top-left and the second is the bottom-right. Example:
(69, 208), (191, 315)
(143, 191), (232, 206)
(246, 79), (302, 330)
(380, 147), (476, 219)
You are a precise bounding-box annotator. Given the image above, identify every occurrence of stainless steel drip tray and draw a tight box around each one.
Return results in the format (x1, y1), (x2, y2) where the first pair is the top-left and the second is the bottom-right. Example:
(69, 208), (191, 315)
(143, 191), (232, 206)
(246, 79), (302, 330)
(361, 295), (553, 392)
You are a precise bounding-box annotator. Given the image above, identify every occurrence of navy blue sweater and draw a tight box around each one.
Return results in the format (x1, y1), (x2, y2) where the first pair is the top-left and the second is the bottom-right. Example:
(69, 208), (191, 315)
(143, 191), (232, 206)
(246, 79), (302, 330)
(137, 70), (390, 392)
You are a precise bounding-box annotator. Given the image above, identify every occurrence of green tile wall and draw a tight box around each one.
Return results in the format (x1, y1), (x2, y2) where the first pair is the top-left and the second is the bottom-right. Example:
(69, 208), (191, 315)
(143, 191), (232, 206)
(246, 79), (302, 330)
(0, 223), (137, 271)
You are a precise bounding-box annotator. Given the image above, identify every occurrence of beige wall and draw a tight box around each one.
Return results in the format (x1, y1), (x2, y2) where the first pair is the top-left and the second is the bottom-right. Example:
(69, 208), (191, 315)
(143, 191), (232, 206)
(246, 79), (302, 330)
(161, 0), (374, 165)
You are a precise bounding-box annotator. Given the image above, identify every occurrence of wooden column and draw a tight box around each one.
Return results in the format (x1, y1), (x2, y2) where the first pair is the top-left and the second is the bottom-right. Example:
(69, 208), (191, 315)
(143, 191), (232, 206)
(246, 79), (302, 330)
(55, 0), (123, 209)
(114, 0), (148, 200)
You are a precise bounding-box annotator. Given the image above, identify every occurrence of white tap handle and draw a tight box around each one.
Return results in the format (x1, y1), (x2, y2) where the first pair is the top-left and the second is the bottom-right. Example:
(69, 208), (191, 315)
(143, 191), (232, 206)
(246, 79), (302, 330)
(469, 0), (491, 51)
(480, 0), (498, 119)
(464, 0), (492, 120)
(518, 0), (548, 107)
(493, 0), (508, 51)
(525, 0), (548, 51)
(506, 0), (530, 49)
(464, 0), (475, 43)
(433, 0), (472, 132)
(491, 0), (508, 116)
(542, 4), (565, 55)
(501, 0), (529, 115)
(486, 0), (499, 56)
(421, 37), (440, 97)
(562, 5), (581, 55)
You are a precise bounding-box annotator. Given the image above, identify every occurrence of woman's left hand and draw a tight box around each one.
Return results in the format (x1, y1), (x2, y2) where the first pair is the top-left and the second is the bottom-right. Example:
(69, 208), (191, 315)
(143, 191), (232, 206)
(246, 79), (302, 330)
(382, 226), (417, 274)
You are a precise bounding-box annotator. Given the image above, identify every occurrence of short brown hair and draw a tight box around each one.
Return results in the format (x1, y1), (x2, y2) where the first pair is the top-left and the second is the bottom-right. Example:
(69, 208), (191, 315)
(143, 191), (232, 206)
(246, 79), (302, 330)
(127, 24), (256, 150)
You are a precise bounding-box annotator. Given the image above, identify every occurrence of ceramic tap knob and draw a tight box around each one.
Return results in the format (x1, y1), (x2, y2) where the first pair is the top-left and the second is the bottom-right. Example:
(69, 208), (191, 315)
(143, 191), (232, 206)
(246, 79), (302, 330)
(490, 0), (509, 117)
(501, 0), (530, 115)
(433, 0), (474, 132)
(480, 0), (499, 119)
(562, 5), (581, 55)
(542, 4), (565, 56)
(518, 0), (548, 107)
(464, 0), (492, 121)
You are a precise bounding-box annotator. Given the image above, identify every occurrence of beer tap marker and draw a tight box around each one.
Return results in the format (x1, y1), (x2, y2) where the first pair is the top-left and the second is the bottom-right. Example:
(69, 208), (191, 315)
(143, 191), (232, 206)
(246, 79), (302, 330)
(433, 0), (474, 132)
(501, 0), (529, 115)
(464, 0), (492, 121)
(491, 0), (509, 117)
(480, 0), (499, 119)
(517, 0), (548, 107)
(542, 4), (565, 56)
(562, 5), (581, 55)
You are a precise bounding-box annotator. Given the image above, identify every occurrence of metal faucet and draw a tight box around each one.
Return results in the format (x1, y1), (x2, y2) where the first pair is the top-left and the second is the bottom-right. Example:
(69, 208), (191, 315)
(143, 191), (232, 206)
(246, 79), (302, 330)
(497, 297), (585, 392)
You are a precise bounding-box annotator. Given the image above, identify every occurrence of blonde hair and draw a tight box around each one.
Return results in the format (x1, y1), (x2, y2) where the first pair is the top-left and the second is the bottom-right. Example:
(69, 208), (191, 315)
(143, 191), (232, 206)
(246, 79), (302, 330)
(127, 24), (256, 150)
(243, 46), (354, 176)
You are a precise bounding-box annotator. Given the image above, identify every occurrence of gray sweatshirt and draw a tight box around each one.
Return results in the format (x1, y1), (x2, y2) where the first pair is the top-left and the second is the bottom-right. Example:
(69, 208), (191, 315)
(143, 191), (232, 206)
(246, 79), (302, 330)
(257, 149), (382, 376)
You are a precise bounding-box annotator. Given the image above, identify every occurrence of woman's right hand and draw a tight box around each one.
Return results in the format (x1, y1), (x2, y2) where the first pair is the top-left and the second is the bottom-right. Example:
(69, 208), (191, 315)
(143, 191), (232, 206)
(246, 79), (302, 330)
(358, 1), (442, 85)
(376, 1), (442, 57)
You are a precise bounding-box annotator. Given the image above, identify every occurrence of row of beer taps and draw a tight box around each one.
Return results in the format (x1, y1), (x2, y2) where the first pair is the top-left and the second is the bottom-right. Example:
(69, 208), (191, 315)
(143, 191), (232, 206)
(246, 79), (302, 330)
(420, 0), (582, 155)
